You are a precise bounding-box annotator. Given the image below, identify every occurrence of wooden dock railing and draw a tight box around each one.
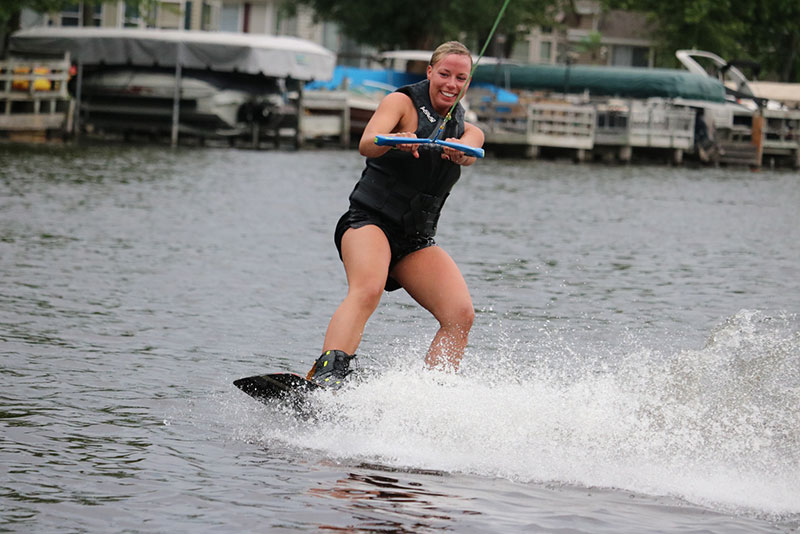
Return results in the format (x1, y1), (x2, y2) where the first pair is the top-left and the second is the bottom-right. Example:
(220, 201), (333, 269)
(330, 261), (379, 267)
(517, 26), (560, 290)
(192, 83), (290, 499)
(0, 53), (74, 140)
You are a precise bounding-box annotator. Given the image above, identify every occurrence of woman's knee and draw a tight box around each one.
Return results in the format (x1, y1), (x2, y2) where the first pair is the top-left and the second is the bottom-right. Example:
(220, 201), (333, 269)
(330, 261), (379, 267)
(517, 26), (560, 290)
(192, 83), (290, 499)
(440, 300), (475, 332)
(347, 282), (384, 312)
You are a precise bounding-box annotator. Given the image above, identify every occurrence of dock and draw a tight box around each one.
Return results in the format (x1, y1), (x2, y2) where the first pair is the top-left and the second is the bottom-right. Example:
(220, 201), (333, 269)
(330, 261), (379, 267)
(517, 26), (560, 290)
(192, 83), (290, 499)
(0, 53), (73, 142)
(762, 108), (800, 169)
(476, 98), (694, 163)
(299, 90), (379, 148)
(474, 95), (799, 168)
(477, 101), (595, 159)
(594, 101), (694, 164)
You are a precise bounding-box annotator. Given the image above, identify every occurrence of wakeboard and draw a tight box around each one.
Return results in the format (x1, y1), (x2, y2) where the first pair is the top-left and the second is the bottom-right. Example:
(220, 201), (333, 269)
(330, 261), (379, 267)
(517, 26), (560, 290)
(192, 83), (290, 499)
(234, 372), (320, 406)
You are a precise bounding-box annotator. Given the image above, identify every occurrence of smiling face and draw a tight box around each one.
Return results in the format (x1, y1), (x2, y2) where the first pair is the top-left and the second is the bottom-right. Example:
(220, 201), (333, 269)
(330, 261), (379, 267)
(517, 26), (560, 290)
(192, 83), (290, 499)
(426, 53), (472, 116)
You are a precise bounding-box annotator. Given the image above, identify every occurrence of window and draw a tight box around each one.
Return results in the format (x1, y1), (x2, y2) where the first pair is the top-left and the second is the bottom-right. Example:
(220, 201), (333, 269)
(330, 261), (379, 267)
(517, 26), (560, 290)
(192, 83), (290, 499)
(201, 2), (216, 30)
(611, 45), (630, 66)
(631, 46), (649, 67)
(56, 2), (102, 27)
(184, 1), (192, 29)
(556, 42), (567, 64)
(540, 41), (552, 63)
(510, 40), (530, 63)
(612, 45), (650, 67)
(124, 1), (143, 27)
(157, 0), (184, 29)
(60, 4), (80, 26)
(220, 3), (240, 32)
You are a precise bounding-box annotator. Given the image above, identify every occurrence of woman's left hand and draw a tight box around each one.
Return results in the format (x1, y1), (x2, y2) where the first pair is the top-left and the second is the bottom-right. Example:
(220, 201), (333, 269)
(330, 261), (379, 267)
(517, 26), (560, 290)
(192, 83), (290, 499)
(441, 138), (474, 165)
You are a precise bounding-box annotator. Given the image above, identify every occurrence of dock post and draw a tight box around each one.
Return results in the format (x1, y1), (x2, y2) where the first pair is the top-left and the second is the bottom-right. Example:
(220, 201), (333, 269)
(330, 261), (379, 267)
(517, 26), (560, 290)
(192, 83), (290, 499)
(341, 98), (350, 148)
(751, 112), (764, 168)
(171, 63), (182, 147)
(524, 145), (539, 158)
(294, 80), (303, 150)
(251, 122), (259, 149)
(74, 59), (82, 136)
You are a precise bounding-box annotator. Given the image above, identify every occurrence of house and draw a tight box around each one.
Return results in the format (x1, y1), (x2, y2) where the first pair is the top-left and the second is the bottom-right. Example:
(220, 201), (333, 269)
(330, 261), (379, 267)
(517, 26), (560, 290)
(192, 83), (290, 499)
(17, 0), (655, 69)
(510, 0), (655, 67)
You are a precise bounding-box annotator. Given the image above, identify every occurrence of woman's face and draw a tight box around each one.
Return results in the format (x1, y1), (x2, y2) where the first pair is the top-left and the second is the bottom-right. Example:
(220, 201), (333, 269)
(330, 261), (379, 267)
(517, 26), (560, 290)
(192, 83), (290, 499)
(426, 53), (472, 115)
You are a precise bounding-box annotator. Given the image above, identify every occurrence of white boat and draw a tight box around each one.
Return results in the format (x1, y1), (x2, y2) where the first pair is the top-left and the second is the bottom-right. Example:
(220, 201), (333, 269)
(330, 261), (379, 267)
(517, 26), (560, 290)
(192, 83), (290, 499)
(76, 67), (287, 134)
(675, 49), (796, 110)
(675, 49), (800, 167)
(10, 27), (335, 78)
(9, 27), (336, 139)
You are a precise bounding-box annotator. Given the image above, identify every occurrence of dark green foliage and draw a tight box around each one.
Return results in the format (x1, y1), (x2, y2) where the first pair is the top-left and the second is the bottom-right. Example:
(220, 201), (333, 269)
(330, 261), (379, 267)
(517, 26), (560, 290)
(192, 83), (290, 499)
(281, 0), (555, 53)
(604, 0), (799, 82)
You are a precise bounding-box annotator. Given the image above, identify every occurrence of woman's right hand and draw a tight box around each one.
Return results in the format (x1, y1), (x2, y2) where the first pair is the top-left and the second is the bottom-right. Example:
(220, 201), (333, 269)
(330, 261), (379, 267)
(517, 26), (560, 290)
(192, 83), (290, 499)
(386, 132), (420, 158)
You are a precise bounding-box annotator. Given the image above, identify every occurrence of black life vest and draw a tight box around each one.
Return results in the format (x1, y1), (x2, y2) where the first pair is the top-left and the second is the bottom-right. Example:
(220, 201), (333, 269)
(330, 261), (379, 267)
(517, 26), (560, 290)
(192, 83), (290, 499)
(349, 79), (466, 237)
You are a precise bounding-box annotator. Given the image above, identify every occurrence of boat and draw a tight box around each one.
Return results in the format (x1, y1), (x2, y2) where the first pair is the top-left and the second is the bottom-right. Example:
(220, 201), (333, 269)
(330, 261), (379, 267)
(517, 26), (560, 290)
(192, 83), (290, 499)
(675, 49), (800, 168)
(675, 49), (800, 110)
(466, 61), (724, 162)
(69, 67), (288, 134)
(471, 62), (727, 102)
(8, 27), (336, 142)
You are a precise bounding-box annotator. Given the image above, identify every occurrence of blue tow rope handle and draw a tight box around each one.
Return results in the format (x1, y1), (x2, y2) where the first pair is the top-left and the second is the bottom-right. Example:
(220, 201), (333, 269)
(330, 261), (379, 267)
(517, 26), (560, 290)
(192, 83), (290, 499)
(375, 135), (485, 159)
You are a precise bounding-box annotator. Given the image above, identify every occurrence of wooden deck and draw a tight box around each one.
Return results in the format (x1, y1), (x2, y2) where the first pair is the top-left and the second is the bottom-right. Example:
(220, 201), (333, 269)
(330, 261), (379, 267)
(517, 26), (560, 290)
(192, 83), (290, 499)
(594, 101), (694, 163)
(476, 98), (699, 162)
(762, 108), (800, 169)
(472, 95), (799, 167)
(478, 101), (595, 158)
(0, 53), (73, 141)
(299, 90), (379, 147)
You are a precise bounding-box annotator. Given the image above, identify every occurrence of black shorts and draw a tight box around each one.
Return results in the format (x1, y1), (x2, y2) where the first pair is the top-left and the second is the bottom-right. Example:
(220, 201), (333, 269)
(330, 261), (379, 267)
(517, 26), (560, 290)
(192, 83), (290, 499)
(334, 205), (436, 292)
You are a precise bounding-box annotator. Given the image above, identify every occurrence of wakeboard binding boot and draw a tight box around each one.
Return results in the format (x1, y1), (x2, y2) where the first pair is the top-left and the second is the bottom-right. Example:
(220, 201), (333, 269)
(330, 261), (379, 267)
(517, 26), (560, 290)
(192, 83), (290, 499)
(307, 349), (355, 388)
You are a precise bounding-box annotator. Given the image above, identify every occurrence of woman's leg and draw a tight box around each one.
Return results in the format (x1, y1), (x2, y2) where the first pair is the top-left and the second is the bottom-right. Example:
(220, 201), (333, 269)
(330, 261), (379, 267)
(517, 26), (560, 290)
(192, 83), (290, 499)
(321, 225), (391, 355)
(390, 246), (474, 370)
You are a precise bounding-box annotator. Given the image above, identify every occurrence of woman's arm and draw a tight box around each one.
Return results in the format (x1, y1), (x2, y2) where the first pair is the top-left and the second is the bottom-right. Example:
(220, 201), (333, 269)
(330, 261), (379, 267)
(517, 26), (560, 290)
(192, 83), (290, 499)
(358, 92), (419, 158)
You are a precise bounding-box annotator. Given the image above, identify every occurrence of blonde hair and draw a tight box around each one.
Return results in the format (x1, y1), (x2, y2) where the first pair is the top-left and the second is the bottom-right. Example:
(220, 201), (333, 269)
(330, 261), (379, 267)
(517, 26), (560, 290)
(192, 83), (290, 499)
(429, 41), (472, 69)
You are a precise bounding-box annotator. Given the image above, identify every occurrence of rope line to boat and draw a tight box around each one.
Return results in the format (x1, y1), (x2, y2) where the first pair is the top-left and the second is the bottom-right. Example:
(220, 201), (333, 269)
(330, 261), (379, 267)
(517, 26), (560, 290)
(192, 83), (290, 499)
(437, 0), (512, 137)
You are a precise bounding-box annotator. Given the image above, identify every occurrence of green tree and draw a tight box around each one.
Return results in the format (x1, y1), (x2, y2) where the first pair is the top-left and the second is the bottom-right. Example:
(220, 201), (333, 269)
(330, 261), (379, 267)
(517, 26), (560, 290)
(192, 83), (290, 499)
(746, 0), (800, 82)
(605, 0), (799, 82)
(280, 0), (557, 56)
(1, 0), (66, 24)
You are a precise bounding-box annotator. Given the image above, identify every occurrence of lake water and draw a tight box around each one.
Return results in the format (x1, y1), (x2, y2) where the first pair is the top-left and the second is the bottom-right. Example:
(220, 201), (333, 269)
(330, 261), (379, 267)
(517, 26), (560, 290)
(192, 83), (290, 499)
(1, 143), (798, 533)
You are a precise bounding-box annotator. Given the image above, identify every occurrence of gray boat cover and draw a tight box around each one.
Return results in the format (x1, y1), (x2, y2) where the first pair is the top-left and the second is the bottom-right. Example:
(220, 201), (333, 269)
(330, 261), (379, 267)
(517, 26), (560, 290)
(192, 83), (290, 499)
(473, 63), (726, 103)
(9, 27), (335, 81)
